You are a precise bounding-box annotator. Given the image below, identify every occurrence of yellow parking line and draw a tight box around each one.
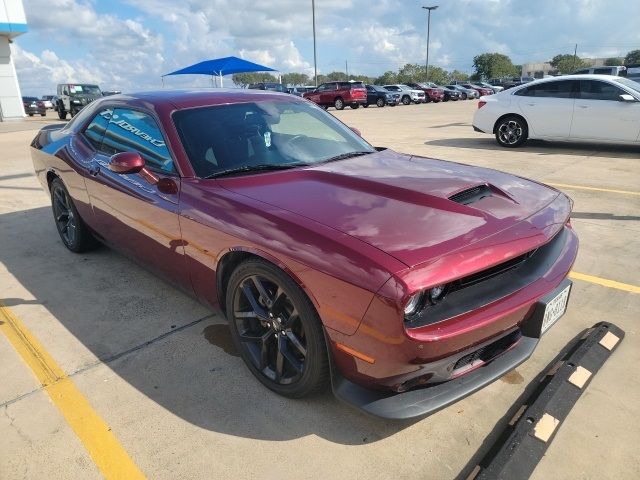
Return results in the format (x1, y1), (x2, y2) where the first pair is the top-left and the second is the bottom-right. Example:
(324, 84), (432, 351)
(547, 183), (640, 196)
(0, 301), (145, 480)
(570, 271), (640, 294)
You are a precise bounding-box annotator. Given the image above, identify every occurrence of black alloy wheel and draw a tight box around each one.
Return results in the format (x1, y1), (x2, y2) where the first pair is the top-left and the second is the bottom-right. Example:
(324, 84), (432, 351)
(50, 178), (97, 252)
(376, 97), (385, 107)
(227, 260), (329, 398)
(495, 115), (528, 148)
(334, 97), (344, 110)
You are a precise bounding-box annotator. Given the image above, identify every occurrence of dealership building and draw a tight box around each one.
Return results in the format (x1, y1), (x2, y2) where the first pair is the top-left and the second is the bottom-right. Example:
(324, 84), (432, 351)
(1, 0), (27, 120)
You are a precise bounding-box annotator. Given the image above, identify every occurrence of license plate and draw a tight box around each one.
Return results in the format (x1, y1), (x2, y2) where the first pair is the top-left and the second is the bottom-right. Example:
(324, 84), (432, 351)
(541, 284), (571, 335)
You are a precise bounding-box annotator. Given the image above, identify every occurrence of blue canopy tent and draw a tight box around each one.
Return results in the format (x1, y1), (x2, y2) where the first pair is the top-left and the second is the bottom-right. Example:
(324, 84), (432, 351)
(162, 56), (277, 87)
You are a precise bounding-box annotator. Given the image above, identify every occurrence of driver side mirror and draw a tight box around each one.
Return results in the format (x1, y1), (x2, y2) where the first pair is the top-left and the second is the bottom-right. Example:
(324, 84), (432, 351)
(619, 94), (636, 102)
(108, 151), (145, 174)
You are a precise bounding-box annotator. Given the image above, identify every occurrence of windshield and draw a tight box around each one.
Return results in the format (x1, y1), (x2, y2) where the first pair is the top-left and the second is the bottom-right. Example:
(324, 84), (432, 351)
(173, 100), (375, 178)
(613, 77), (640, 94)
(69, 85), (102, 96)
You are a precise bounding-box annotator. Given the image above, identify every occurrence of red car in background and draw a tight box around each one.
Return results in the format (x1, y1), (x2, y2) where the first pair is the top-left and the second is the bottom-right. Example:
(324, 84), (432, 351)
(30, 90), (577, 419)
(460, 83), (494, 97)
(407, 83), (445, 102)
(302, 81), (367, 110)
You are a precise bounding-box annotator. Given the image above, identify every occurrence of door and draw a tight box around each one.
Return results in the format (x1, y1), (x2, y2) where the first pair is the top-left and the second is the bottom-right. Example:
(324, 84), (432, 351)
(83, 107), (190, 290)
(319, 83), (337, 104)
(571, 79), (640, 142)
(514, 79), (578, 138)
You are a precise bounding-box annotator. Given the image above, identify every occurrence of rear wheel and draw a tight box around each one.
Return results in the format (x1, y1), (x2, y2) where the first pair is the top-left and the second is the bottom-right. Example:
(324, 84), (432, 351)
(226, 259), (329, 398)
(495, 115), (528, 148)
(50, 178), (98, 252)
(376, 97), (385, 107)
(363, 103), (369, 108)
(334, 97), (344, 110)
(350, 104), (359, 109)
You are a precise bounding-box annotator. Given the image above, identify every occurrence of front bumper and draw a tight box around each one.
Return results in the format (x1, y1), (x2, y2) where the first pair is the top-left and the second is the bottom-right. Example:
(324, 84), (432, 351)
(332, 279), (572, 420)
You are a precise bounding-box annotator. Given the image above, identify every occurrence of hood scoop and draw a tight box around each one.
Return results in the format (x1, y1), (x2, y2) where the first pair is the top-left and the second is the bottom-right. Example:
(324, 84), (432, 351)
(449, 184), (493, 205)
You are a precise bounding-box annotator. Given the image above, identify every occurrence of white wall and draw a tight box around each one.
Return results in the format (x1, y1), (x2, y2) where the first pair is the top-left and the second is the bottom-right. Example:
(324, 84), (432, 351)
(0, 35), (24, 119)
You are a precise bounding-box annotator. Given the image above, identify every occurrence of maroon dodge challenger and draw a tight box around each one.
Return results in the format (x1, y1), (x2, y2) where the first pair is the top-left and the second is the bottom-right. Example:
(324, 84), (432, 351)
(31, 90), (577, 419)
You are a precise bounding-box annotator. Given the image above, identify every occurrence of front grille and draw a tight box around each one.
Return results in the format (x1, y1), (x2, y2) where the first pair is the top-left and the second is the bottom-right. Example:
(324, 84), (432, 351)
(454, 249), (536, 289)
(449, 184), (492, 205)
(453, 330), (521, 374)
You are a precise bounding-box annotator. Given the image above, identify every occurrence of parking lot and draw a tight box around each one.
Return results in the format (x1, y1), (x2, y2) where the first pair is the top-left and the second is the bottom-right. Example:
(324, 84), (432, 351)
(1, 101), (638, 479)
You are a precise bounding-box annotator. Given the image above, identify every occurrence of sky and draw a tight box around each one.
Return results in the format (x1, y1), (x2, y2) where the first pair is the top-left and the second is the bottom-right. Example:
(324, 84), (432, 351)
(12, 0), (640, 95)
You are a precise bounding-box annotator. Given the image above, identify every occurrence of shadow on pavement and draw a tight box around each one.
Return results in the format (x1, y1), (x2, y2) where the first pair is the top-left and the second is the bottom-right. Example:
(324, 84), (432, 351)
(425, 137), (640, 159)
(0, 206), (416, 445)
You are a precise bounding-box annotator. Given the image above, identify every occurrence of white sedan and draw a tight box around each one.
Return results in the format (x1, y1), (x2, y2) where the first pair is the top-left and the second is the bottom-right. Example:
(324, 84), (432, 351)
(472, 74), (640, 147)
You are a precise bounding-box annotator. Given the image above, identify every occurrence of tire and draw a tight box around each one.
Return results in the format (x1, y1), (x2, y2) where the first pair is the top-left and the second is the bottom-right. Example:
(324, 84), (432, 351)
(334, 97), (344, 110)
(376, 97), (385, 107)
(495, 115), (528, 148)
(58, 108), (67, 120)
(350, 104), (359, 109)
(424, 96), (431, 103)
(70, 107), (77, 118)
(401, 95), (411, 105)
(28, 113), (34, 117)
(50, 178), (98, 252)
(363, 103), (369, 108)
(226, 259), (329, 398)
(443, 96), (449, 102)
(41, 113), (46, 117)
(461, 93), (467, 100)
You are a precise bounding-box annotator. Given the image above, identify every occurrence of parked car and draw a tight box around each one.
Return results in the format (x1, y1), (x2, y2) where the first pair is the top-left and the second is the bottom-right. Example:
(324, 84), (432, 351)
(572, 66), (627, 76)
(383, 84), (425, 104)
(440, 85), (461, 101)
(473, 74), (640, 147)
(287, 86), (315, 97)
(248, 82), (287, 93)
(22, 97), (47, 116)
(476, 81), (504, 93)
(502, 77), (535, 90)
(459, 83), (494, 97)
(56, 83), (103, 119)
(302, 81), (367, 110)
(364, 84), (399, 107)
(406, 83), (445, 103)
(31, 89), (577, 419)
(41, 95), (56, 109)
(624, 64), (640, 82)
(446, 84), (478, 99)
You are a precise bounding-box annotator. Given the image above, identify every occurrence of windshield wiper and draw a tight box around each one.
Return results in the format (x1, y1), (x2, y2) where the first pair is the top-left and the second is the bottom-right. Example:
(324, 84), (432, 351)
(320, 151), (373, 164)
(205, 163), (306, 179)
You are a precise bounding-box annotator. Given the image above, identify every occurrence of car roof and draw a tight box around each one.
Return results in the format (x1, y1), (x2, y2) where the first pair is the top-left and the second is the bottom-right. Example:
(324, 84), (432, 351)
(522, 74), (626, 84)
(102, 89), (299, 109)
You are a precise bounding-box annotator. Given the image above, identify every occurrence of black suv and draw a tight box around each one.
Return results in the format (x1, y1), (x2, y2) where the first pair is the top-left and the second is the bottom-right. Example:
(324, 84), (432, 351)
(364, 84), (399, 107)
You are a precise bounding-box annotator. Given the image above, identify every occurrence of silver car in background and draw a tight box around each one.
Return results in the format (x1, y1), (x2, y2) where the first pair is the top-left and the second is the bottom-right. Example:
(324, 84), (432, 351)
(384, 84), (426, 105)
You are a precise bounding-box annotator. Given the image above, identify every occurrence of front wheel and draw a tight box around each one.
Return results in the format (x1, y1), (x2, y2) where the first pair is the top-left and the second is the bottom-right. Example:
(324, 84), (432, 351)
(401, 95), (411, 105)
(376, 98), (385, 107)
(363, 103), (369, 108)
(226, 259), (329, 398)
(495, 115), (528, 148)
(58, 108), (67, 120)
(334, 97), (344, 110)
(50, 178), (98, 252)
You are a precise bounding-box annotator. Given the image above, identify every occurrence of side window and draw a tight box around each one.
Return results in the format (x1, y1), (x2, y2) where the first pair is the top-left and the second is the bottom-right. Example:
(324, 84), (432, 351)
(101, 108), (176, 174)
(516, 81), (575, 98)
(83, 109), (113, 150)
(514, 86), (533, 96)
(593, 68), (612, 75)
(579, 80), (625, 101)
(316, 84), (327, 92)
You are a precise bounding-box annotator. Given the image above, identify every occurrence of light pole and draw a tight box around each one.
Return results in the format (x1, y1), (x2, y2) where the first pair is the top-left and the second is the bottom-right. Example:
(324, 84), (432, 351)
(312, 0), (318, 86)
(422, 5), (438, 81)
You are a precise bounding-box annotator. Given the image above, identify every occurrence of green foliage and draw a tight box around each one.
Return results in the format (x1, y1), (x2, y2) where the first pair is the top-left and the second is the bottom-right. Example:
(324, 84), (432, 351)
(373, 71), (398, 85)
(624, 49), (640, 65)
(449, 70), (470, 82)
(232, 72), (278, 87)
(472, 53), (519, 80)
(549, 54), (589, 74)
(281, 73), (310, 86)
(604, 57), (623, 66)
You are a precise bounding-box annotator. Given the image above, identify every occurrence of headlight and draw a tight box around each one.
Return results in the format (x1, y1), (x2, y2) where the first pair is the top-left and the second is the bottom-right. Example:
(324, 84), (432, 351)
(427, 285), (447, 304)
(404, 292), (424, 317)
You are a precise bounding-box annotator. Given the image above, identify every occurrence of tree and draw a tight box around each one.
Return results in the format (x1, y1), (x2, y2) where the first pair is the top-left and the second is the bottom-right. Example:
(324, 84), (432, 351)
(232, 72), (278, 87)
(604, 57), (623, 66)
(472, 53), (519, 80)
(281, 73), (310, 86)
(449, 70), (469, 82)
(624, 49), (640, 65)
(373, 71), (398, 85)
(549, 54), (589, 74)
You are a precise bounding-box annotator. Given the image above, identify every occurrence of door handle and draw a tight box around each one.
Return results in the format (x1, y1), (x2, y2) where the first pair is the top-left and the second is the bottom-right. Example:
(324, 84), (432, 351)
(89, 165), (100, 176)
(526, 103), (535, 106)
(578, 105), (588, 109)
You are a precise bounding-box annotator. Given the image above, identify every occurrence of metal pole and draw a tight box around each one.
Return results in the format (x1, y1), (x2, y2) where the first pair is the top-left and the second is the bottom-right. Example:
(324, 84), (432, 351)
(422, 6), (438, 81)
(571, 43), (578, 72)
(312, 0), (318, 86)
(346, 60), (348, 79)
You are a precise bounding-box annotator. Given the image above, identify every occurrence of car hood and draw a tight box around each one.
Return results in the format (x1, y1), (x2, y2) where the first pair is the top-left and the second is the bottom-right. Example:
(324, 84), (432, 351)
(218, 150), (566, 268)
